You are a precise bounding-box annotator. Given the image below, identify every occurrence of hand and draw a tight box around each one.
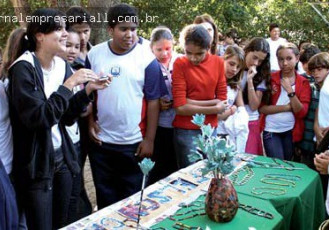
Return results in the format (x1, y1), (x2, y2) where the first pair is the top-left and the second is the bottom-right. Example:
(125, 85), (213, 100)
(160, 97), (172, 111)
(89, 120), (102, 146)
(281, 77), (293, 93)
(230, 105), (237, 115)
(85, 74), (113, 95)
(247, 65), (257, 80)
(135, 138), (154, 158)
(216, 100), (227, 114)
(314, 151), (329, 174)
(64, 69), (99, 90)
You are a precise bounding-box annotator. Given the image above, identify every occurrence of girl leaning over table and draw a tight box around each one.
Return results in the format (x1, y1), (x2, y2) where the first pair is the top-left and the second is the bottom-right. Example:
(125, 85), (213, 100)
(7, 8), (111, 230)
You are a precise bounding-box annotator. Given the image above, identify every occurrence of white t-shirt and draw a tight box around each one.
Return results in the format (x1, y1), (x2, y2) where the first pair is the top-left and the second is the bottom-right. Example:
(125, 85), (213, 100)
(41, 56), (66, 149)
(319, 74), (329, 128)
(87, 38), (162, 144)
(241, 71), (267, 121)
(65, 85), (81, 145)
(266, 37), (287, 71)
(0, 79), (13, 174)
(265, 85), (295, 132)
(217, 86), (239, 134)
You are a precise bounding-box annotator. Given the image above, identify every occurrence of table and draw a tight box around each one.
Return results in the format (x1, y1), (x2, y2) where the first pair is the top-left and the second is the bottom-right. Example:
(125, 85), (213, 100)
(62, 155), (325, 230)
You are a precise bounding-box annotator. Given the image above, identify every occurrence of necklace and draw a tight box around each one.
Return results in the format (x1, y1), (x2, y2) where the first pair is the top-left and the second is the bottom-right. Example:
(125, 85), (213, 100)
(230, 166), (254, 186)
(260, 177), (296, 187)
(251, 187), (286, 196)
(239, 203), (274, 219)
(264, 173), (301, 181)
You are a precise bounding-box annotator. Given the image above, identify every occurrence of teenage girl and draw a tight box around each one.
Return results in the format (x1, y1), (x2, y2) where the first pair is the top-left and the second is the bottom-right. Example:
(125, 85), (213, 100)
(7, 8), (110, 230)
(172, 24), (227, 168)
(241, 37), (271, 155)
(217, 46), (245, 137)
(148, 26), (179, 183)
(194, 14), (219, 55)
(259, 43), (311, 160)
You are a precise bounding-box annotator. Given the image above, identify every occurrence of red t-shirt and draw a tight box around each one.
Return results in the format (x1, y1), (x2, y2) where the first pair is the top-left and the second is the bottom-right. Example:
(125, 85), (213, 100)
(172, 54), (227, 129)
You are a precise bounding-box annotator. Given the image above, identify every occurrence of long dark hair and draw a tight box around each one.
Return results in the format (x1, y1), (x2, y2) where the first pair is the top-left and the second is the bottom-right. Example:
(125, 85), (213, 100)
(243, 37), (271, 105)
(10, 8), (66, 64)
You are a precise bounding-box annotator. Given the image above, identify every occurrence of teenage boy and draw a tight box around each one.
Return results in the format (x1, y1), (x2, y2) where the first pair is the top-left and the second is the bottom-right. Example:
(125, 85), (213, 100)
(66, 6), (93, 66)
(86, 3), (163, 209)
(266, 23), (287, 72)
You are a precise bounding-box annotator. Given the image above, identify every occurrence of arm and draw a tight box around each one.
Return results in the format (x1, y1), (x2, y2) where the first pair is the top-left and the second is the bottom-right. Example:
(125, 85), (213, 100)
(292, 79), (311, 118)
(136, 99), (159, 158)
(259, 104), (291, 115)
(186, 98), (221, 106)
(246, 66), (263, 111)
(176, 102), (225, 116)
(281, 77), (304, 114)
(235, 89), (244, 107)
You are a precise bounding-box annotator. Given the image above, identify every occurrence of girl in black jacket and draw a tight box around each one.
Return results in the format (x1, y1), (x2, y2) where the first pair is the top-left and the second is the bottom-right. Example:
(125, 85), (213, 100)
(8, 8), (111, 230)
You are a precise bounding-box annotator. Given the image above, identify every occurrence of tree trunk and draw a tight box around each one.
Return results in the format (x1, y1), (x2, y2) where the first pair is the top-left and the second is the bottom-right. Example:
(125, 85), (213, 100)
(10, 0), (31, 27)
(87, 0), (120, 45)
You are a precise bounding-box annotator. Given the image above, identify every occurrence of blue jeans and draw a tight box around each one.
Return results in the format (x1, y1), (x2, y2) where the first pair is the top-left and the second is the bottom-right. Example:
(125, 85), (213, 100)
(20, 159), (73, 230)
(174, 128), (202, 169)
(88, 142), (143, 209)
(263, 130), (294, 160)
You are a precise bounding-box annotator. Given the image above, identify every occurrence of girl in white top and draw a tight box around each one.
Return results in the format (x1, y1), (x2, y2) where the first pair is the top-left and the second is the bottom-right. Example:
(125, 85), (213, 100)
(241, 37), (271, 155)
(217, 46), (245, 134)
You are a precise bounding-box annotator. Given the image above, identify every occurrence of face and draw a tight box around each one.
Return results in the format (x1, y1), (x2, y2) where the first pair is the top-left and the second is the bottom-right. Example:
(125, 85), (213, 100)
(245, 51), (267, 69)
(277, 48), (299, 75)
(311, 67), (329, 85)
(151, 38), (173, 66)
(109, 22), (138, 54)
(200, 22), (214, 44)
(185, 43), (208, 65)
(37, 26), (68, 55)
(65, 32), (80, 63)
(270, 27), (280, 40)
(224, 56), (241, 79)
(70, 23), (91, 50)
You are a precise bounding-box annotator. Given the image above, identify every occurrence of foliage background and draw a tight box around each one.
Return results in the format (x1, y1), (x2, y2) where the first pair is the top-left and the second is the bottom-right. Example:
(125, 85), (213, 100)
(1, 0), (329, 50)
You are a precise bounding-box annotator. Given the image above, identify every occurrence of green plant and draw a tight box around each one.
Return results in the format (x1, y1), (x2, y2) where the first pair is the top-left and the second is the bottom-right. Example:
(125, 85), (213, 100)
(189, 114), (236, 180)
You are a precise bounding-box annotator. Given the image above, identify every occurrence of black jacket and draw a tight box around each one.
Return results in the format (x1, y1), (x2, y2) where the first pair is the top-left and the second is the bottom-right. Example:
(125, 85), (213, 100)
(8, 52), (92, 182)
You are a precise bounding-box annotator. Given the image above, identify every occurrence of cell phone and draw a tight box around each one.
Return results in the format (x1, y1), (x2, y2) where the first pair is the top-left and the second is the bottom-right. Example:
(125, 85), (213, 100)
(98, 75), (109, 81)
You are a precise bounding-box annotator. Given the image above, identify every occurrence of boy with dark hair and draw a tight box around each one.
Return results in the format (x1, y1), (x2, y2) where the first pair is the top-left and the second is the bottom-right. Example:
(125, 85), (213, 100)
(266, 23), (287, 72)
(66, 6), (92, 66)
(86, 3), (163, 208)
(299, 44), (321, 83)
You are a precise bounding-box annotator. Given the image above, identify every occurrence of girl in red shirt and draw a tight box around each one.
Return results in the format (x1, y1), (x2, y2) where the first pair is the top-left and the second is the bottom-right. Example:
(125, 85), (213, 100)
(172, 24), (227, 168)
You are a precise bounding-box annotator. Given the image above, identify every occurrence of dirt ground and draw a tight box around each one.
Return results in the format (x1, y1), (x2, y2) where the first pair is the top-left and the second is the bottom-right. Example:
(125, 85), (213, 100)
(83, 157), (97, 211)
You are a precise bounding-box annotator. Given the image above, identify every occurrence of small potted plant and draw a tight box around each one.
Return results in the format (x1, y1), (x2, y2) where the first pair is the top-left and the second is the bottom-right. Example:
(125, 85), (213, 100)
(189, 114), (238, 222)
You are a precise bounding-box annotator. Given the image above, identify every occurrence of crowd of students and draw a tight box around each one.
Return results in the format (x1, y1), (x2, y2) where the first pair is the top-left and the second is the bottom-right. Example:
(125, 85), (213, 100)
(1, 3), (329, 230)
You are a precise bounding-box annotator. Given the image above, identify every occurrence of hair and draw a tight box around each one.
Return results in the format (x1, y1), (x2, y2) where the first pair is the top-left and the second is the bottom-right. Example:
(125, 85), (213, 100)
(308, 52), (329, 72)
(10, 9), (66, 64)
(66, 6), (92, 28)
(276, 42), (300, 70)
(150, 26), (174, 47)
(269, 23), (279, 32)
(298, 40), (311, 51)
(299, 44), (321, 64)
(243, 37), (271, 104)
(179, 24), (211, 50)
(1, 27), (27, 79)
(107, 3), (138, 28)
(223, 46), (245, 89)
(193, 14), (218, 55)
(276, 42), (300, 58)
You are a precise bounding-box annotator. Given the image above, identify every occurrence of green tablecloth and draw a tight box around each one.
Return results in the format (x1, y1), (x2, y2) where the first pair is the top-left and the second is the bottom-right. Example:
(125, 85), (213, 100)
(151, 193), (283, 230)
(151, 156), (325, 230)
(233, 156), (325, 230)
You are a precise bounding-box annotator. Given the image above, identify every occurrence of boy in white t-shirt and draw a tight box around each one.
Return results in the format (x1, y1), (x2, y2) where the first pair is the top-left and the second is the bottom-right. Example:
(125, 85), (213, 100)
(86, 3), (163, 209)
(266, 23), (287, 72)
